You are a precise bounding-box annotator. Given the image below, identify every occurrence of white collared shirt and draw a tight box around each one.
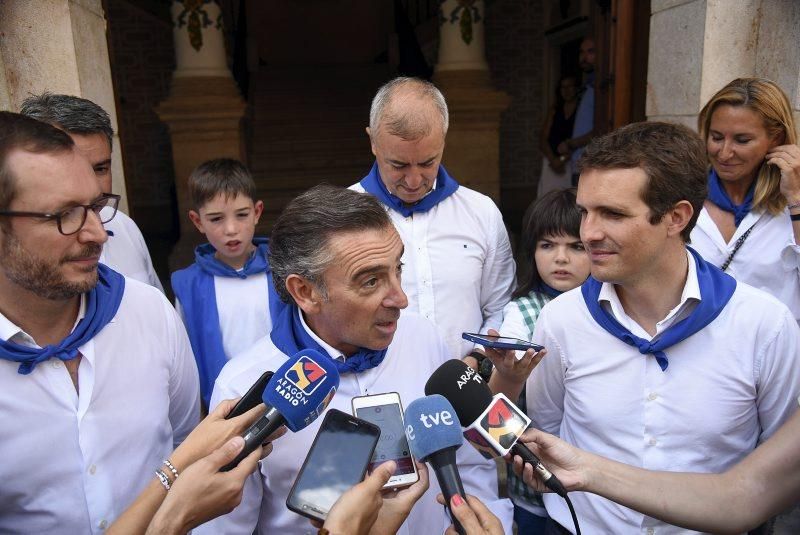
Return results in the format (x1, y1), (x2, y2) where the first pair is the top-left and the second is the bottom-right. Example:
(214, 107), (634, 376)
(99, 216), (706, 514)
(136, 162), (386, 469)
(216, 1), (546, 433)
(526, 250), (800, 534)
(197, 312), (513, 535)
(0, 278), (200, 534)
(102, 208), (164, 293)
(351, 183), (516, 358)
(691, 207), (800, 321)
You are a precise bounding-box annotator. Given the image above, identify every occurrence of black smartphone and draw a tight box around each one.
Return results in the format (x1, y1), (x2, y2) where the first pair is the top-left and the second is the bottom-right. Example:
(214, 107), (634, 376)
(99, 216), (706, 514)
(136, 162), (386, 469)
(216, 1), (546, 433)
(225, 371), (274, 420)
(286, 409), (381, 522)
(462, 332), (545, 353)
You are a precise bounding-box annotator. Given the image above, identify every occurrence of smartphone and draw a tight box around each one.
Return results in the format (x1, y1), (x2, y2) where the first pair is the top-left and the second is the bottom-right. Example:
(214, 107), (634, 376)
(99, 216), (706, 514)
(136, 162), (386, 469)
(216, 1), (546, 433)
(352, 392), (419, 489)
(462, 332), (544, 352)
(225, 371), (274, 420)
(286, 409), (380, 522)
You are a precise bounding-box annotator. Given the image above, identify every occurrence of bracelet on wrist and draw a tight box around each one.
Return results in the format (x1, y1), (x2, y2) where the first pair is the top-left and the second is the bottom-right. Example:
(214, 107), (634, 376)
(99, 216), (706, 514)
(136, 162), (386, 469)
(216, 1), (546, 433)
(162, 459), (179, 482)
(155, 469), (172, 491)
(787, 200), (800, 211)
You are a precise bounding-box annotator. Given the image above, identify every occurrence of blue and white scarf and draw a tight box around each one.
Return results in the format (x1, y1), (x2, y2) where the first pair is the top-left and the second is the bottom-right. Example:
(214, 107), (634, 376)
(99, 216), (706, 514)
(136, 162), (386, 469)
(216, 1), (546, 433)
(581, 247), (736, 371)
(359, 161), (459, 217)
(707, 169), (755, 227)
(0, 264), (125, 375)
(171, 238), (279, 405)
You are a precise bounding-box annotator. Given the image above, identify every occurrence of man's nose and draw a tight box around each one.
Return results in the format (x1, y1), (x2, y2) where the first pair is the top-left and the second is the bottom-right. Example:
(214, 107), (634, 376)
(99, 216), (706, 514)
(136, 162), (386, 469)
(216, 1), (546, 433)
(384, 276), (408, 310)
(79, 209), (109, 245)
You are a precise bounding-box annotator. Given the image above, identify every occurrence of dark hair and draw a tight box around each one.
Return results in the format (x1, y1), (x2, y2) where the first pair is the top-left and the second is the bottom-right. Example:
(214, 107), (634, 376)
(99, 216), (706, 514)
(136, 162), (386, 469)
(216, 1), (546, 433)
(188, 158), (257, 209)
(269, 184), (392, 304)
(20, 92), (113, 149)
(0, 112), (75, 211)
(514, 188), (582, 298)
(578, 121), (707, 242)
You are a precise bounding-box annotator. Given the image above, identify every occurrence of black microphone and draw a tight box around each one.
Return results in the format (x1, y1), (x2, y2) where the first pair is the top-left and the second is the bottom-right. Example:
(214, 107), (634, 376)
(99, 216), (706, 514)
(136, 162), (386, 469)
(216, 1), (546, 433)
(404, 395), (467, 535)
(220, 349), (340, 472)
(425, 359), (567, 497)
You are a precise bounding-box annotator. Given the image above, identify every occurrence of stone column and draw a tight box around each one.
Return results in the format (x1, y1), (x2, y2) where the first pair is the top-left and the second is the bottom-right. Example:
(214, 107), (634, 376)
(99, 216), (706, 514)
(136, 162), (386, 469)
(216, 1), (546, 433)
(647, 0), (800, 135)
(156, 0), (246, 271)
(433, 0), (509, 201)
(0, 0), (129, 212)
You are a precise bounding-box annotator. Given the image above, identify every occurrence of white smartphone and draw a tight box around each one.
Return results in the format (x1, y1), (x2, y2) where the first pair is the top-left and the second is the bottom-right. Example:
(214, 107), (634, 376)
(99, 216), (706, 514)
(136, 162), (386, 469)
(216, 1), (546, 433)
(351, 392), (419, 489)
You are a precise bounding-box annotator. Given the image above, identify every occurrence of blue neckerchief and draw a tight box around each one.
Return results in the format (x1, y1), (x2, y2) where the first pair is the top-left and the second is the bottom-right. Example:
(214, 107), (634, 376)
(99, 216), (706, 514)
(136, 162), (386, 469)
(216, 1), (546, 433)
(270, 302), (387, 375)
(536, 282), (563, 299)
(359, 161), (459, 217)
(707, 169), (755, 227)
(171, 237), (280, 406)
(0, 264), (125, 375)
(580, 247), (736, 371)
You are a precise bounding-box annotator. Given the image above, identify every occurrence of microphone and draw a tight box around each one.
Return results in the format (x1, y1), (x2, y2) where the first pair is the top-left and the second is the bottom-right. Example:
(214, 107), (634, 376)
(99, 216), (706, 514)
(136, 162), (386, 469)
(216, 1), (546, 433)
(425, 359), (567, 497)
(404, 395), (467, 535)
(220, 349), (340, 472)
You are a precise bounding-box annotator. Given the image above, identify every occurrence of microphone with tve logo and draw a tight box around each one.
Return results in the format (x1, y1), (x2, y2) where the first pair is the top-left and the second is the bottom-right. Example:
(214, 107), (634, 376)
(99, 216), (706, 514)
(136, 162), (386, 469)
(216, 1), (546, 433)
(404, 395), (467, 535)
(221, 349), (340, 472)
(424, 359), (567, 497)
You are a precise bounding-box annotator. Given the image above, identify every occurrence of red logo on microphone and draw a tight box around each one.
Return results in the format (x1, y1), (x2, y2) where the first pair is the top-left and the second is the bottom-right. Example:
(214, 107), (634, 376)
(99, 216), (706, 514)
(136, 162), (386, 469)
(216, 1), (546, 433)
(480, 398), (528, 449)
(286, 356), (328, 395)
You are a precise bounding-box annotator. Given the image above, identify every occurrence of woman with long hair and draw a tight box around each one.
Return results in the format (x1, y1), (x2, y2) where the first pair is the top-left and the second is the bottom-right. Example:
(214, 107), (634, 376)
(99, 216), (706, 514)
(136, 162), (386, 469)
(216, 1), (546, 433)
(536, 75), (579, 197)
(692, 77), (800, 320)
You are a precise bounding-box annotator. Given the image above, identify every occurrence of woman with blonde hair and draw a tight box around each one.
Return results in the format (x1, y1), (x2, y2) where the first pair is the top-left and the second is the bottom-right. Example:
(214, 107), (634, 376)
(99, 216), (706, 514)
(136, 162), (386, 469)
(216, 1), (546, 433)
(692, 77), (800, 320)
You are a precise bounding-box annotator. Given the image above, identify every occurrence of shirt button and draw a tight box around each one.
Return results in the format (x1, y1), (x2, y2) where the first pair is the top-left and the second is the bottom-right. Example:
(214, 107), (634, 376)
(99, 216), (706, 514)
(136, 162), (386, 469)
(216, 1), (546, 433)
(647, 392), (658, 401)
(646, 528), (655, 535)
(88, 464), (97, 475)
(99, 520), (108, 529)
(648, 438), (657, 446)
(52, 360), (61, 368)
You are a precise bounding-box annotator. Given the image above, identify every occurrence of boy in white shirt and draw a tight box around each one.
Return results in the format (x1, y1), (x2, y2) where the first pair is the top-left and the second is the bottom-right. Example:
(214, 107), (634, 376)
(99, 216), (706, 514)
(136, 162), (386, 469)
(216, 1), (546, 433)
(171, 159), (275, 407)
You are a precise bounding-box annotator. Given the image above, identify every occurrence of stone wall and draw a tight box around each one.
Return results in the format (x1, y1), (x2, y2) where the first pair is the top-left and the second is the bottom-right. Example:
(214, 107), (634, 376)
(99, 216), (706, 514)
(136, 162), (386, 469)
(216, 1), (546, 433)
(106, 0), (177, 238)
(484, 0), (546, 234)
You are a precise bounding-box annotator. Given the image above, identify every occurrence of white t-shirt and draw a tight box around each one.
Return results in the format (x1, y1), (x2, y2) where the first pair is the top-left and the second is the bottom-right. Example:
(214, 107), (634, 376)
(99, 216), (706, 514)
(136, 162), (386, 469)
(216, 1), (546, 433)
(102, 208), (164, 292)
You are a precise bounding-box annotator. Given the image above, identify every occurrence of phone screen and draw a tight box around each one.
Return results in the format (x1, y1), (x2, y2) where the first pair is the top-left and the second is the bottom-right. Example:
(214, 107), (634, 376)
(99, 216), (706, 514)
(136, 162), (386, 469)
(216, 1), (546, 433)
(355, 403), (416, 476)
(289, 411), (379, 518)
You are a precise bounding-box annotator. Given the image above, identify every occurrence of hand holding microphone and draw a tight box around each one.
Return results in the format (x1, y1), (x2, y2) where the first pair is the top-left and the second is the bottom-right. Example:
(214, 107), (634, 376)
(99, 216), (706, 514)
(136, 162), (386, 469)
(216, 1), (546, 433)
(221, 349), (340, 471)
(425, 360), (567, 497)
(404, 395), (468, 535)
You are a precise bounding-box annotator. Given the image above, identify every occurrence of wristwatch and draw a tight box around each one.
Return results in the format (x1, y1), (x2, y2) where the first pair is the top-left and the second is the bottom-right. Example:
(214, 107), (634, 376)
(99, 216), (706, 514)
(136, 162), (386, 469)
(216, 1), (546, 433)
(469, 350), (494, 382)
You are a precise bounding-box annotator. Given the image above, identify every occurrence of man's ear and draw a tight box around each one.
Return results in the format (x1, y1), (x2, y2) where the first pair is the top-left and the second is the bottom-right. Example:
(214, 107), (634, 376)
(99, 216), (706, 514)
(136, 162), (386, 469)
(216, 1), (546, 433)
(188, 210), (205, 234)
(285, 274), (323, 315)
(666, 200), (694, 238)
(366, 127), (377, 158)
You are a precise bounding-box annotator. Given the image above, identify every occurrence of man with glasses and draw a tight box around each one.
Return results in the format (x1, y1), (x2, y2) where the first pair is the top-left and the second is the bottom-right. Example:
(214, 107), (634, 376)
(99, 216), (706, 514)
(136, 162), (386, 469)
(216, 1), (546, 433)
(21, 92), (164, 292)
(0, 112), (200, 534)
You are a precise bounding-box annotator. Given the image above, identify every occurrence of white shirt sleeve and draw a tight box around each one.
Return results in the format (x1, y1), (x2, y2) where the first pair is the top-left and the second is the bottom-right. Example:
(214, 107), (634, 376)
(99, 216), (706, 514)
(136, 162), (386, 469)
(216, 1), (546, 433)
(753, 307), (800, 442)
(526, 311), (566, 435)
(164, 297), (201, 448)
(499, 300), (531, 341)
(478, 204), (516, 335)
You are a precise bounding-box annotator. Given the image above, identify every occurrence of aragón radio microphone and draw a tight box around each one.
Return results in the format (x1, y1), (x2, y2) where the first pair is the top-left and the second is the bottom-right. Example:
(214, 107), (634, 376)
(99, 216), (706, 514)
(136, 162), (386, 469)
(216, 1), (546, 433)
(221, 349), (340, 472)
(424, 359), (567, 497)
(404, 395), (467, 535)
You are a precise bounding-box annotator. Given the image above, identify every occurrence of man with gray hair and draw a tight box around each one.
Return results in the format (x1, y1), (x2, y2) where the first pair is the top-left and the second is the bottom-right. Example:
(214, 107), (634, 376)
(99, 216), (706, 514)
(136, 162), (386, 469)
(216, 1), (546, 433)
(21, 92), (164, 291)
(198, 184), (512, 534)
(352, 77), (515, 372)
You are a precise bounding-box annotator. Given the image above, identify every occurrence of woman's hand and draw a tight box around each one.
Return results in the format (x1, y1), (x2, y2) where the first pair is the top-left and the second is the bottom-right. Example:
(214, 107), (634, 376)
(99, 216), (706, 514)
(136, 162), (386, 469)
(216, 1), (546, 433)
(507, 428), (591, 493)
(767, 144), (800, 204)
(368, 462), (430, 535)
(145, 436), (264, 535)
(436, 494), (504, 535)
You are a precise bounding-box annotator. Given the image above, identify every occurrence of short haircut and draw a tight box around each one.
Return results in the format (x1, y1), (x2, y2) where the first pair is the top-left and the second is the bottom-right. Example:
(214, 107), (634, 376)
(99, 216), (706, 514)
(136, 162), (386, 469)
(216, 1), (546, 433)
(578, 121), (707, 242)
(514, 188), (582, 299)
(20, 92), (114, 148)
(269, 184), (393, 304)
(369, 77), (449, 140)
(188, 158), (257, 210)
(698, 78), (797, 215)
(0, 112), (75, 211)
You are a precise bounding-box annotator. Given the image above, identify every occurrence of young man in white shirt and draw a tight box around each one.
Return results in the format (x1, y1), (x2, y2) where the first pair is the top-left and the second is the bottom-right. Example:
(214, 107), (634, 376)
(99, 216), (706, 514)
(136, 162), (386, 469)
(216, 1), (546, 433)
(496, 122), (800, 534)
(351, 77), (516, 362)
(198, 184), (512, 534)
(0, 112), (199, 533)
(20, 92), (164, 292)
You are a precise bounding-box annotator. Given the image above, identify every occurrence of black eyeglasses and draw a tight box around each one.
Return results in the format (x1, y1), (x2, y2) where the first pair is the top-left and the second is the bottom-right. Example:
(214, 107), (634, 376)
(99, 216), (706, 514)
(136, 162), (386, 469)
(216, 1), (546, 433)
(0, 193), (121, 235)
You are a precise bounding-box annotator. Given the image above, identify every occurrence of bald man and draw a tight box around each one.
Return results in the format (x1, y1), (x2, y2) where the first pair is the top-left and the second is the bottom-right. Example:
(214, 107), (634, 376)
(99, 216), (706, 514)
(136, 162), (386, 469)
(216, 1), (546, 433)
(352, 77), (516, 368)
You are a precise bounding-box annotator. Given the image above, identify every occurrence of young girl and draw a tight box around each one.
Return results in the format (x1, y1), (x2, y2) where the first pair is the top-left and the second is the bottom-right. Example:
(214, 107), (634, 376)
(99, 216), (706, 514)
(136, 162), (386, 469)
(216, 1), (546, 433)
(495, 188), (590, 534)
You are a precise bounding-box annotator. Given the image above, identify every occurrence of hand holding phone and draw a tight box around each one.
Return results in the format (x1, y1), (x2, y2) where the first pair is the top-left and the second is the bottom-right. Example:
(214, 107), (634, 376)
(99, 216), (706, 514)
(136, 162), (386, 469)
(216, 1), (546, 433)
(351, 392), (419, 489)
(225, 371), (273, 420)
(286, 409), (381, 522)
